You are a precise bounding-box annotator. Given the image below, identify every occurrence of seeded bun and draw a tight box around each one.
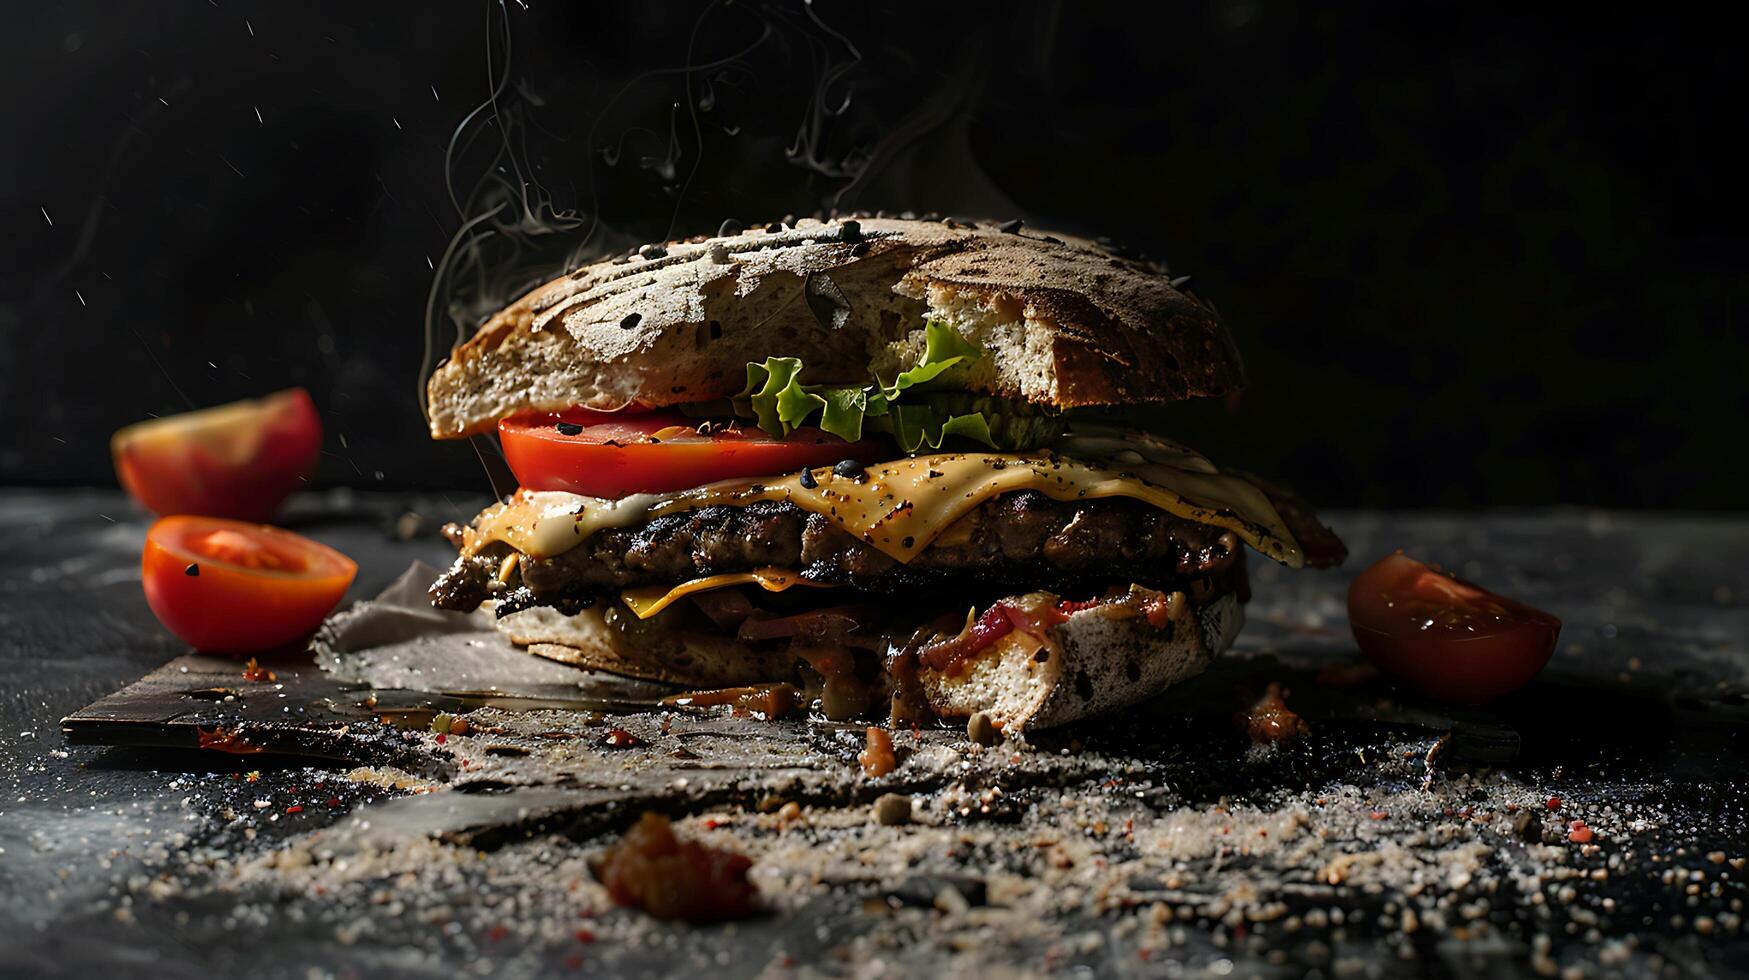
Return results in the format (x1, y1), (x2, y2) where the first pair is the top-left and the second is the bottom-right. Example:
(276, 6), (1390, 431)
(425, 217), (1243, 439)
(494, 592), (1238, 733)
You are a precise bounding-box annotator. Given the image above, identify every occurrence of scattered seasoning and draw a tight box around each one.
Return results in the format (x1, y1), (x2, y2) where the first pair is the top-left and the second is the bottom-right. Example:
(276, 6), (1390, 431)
(1546, 796), (1563, 810)
(833, 459), (864, 480)
(241, 658), (275, 683)
(967, 711), (1000, 747)
(196, 726), (264, 755)
(798, 467), (818, 489)
(838, 219), (862, 242)
(997, 218), (1024, 233)
(1169, 274), (1194, 290)
(1568, 819), (1595, 844)
(619, 313), (642, 330)
(874, 793), (913, 826)
(285, 805), (303, 814)
(185, 563), (200, 577)
(601, 728), (647, 749)
(1512, 809), (1539, 842)
(637, 244), (667, 260)
(716, 218), (743, 237)
(860, 727), (897, 777)
(765, 220), (784, 233)
(555, 421), (583, 436)
(594, 812), (758, 922)
(1238, 683), (1309, 745)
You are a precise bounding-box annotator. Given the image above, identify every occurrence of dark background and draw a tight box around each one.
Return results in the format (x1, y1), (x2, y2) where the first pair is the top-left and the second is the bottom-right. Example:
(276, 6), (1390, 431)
(3, 2), (1743, 508)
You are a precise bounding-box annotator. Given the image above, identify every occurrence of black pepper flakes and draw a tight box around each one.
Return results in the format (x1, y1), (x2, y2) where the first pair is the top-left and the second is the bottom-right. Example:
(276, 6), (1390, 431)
(620, 313), (642, 330)
(185, 563), (200, 577)
(765, 220), (785, 233)
(799, 467), (818, 489)
(833, 459), (864, 480)
(838, 219), (862, 243)
(637, 243), (668, 260)
(717, 218), (743, 237)
(555, 421), (583, 436)
(997, 218), (1024, 234)
(1170, 275), (1194, 290)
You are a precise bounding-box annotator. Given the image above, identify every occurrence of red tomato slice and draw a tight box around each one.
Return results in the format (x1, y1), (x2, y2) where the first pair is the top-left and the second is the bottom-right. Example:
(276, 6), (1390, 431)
(112, 388), (323, 522)
(142, 515), (357, 654)
(499, 409), (888, 498)
(1347, 552), (1561, 703)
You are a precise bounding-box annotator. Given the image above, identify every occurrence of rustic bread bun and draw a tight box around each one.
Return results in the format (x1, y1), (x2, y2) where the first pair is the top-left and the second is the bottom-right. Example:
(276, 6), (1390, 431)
(920, 594), (1239, 733)
(496, 604), (794, 689)
(494, 593), (1238, 733)
(426, 217), (1243, 439)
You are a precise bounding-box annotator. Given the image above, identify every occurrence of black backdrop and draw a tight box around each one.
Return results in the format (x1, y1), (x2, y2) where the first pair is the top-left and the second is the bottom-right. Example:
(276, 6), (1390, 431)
(3, 2), (1743, 508)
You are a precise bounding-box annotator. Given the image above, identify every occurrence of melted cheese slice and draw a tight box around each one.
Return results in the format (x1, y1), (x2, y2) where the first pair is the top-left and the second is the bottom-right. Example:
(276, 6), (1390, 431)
(462, 429), (1305, 568)
(620, 568), (831, 619)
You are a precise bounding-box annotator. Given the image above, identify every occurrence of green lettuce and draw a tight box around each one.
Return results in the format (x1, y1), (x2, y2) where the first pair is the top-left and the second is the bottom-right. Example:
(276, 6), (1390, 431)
(737, 320), (1060, 451)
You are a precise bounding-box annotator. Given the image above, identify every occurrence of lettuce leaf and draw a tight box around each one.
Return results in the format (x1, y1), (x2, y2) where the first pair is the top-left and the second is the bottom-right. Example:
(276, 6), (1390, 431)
(738, 321), (1060, 451)
(878, 319), (983, 400)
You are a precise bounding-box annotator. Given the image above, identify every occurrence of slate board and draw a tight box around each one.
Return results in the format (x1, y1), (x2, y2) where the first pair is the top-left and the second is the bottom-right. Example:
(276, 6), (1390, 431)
(5, 489), (1748, 978)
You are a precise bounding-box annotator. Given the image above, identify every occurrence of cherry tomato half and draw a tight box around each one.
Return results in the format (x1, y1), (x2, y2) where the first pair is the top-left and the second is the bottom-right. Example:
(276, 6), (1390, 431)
(112, 388), (323, 522)
(1347, 552), (1561, 703)
(142, 515), (357, 654)
(499, 408), (888, 498)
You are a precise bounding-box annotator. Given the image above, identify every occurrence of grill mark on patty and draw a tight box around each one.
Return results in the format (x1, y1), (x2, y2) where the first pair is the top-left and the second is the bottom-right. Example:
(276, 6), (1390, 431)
(431, 491), (1240, 612)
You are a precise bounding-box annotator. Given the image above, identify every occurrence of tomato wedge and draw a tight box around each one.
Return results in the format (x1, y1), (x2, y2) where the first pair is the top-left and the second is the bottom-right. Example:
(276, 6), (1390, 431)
(499, 409), (888, 498)
(142, 515), (357, 654)
(112, 388), (323, 521)
(1347, 552), (1561, 703)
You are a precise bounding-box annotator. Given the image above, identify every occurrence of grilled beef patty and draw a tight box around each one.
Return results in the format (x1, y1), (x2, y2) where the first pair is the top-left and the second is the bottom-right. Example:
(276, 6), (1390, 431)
(431, 490), (1243, 613)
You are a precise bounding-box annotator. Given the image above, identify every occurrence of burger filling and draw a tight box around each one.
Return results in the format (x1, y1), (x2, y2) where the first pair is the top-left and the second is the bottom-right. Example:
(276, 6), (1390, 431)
(426, 320), (1344, 722)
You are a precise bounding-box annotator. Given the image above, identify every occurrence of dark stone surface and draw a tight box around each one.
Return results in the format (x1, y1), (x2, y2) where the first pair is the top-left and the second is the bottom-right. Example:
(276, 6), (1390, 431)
(1, 489), (1746, 978)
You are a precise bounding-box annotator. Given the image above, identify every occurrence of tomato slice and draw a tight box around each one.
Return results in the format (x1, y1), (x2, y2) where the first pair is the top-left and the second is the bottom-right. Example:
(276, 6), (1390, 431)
(112, 388), (323, 521)
(141, 515), (357, 654)
(1347, 552), (1561, 703)
(499, 409), (888, 498)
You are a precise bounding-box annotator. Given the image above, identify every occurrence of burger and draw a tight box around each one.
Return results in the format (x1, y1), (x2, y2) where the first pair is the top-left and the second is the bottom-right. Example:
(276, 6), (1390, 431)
(424, 217), (1345, 733)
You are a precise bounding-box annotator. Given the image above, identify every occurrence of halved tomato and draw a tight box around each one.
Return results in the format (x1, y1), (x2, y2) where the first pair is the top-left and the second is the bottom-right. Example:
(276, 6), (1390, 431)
(112, 388), (323, 521)
(499, 409), (887, 498)
(142, 515), (356, 654)
(1347, 552), (1561, 703)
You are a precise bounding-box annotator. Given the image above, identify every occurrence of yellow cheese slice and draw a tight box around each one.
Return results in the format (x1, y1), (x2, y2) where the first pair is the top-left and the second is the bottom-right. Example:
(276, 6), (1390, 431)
(620, 568), (832, 620)
(462, 430), (1305, 568)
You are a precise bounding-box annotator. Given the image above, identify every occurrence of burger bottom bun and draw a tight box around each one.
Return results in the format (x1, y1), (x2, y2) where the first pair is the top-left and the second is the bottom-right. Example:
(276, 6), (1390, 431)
(495, 594), (1240, 733)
